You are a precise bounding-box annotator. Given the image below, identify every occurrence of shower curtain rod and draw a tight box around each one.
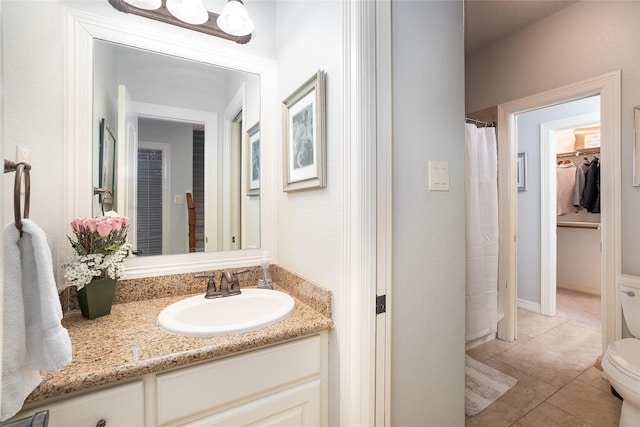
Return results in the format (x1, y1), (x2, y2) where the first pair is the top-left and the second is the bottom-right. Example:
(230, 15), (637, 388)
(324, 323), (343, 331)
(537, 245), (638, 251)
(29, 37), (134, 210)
(465, 117), (496, 127)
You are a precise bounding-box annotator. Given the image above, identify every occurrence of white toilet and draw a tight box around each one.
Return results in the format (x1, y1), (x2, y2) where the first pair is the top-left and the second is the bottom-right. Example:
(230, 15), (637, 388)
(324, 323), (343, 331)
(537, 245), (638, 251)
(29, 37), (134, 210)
(603, 275), (640, 427)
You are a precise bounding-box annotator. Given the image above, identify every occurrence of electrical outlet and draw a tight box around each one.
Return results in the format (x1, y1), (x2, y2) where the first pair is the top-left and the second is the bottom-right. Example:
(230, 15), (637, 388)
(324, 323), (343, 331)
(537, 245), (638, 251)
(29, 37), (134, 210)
(16, 146), (31, 163)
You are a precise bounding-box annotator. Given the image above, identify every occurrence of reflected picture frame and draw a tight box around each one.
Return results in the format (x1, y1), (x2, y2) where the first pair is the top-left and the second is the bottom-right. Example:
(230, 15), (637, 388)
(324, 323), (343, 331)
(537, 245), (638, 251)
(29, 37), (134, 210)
(517, 152), (527, 192)
(282, 70), (326, 192)
(247, 122), (260, 196)
(99, 118), (116, 208)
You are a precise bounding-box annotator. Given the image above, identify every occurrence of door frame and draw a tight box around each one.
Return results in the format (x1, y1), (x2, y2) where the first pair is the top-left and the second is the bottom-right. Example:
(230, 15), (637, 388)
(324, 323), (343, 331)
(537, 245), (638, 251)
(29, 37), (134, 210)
(132, 102), (218, 253)
(223, 84), (246, 252)
(497, 71), (622, 351)
(540, 112), (600, 316)
(137, 141), (171, 255)
(340, 0), (388, 426)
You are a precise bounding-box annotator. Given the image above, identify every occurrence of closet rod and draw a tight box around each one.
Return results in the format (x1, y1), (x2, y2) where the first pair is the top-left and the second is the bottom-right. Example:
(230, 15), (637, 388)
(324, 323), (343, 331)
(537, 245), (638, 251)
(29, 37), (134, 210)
(557, 221), (600, 230)
(465, 117), (495, 127)
(556, 148), (600, 159)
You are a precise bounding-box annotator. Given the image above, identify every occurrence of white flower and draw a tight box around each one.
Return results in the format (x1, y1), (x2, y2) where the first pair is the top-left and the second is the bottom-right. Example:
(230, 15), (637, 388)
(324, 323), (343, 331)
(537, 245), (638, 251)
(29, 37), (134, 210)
(64, 242), (133, 290)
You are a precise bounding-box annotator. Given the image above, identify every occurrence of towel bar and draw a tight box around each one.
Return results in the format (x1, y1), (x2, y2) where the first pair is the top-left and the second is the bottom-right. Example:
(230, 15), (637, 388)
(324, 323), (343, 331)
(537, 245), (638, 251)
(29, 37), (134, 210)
(4, 159), (31, 235)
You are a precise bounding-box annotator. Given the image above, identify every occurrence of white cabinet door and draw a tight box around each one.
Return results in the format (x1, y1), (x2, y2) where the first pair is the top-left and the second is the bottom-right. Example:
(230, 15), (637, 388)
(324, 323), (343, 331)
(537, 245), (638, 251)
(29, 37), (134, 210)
(156, 336), (321, 425)
(180, 379), (321, 427)
(25, 381), (144, 427)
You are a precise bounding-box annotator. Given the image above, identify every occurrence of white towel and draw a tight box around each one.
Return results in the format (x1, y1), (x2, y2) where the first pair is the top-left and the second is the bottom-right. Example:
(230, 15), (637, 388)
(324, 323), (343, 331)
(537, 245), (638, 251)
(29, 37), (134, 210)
(2, 220), (72, 421)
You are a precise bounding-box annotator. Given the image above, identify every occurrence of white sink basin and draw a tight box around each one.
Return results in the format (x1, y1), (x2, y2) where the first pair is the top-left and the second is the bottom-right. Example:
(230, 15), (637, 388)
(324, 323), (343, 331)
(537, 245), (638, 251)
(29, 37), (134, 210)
(157, 289), (295, 336)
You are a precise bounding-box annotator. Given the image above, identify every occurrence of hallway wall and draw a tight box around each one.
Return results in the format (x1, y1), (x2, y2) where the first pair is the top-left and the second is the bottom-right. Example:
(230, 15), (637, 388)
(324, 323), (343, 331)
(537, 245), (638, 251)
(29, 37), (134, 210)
(466, 0), (640, 275)
(392, 1), (465, 425)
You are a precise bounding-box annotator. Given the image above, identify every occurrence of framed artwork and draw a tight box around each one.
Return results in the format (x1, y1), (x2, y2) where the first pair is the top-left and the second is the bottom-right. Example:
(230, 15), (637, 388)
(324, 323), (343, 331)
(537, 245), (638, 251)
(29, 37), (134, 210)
(282, 70), (326, 192)
(247, 122), (260, 196)
(99, 118), (116, 208)
(517, 152), (527, 192)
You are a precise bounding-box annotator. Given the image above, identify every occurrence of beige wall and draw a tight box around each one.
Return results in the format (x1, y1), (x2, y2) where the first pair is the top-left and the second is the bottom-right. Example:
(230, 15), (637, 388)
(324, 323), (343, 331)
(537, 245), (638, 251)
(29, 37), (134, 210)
(466, 0), (640, 275)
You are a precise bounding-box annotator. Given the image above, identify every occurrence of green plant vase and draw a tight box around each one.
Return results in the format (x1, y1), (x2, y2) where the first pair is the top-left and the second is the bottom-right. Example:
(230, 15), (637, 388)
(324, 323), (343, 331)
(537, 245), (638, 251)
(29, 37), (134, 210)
(77, 277), (117, 319)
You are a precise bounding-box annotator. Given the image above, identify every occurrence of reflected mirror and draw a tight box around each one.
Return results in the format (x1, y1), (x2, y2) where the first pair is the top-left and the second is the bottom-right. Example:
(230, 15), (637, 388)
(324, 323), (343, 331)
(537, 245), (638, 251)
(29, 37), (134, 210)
(93, 40), (261, 255)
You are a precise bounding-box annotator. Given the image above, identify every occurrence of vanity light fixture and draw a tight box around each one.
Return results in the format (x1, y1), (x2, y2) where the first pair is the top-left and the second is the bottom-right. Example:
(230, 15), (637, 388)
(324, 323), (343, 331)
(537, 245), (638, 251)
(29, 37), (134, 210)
(108, 0), (253, 44)
(121, 0), (161, 10)
(166, 0), (209, 25)
(217, 0), (255, 37)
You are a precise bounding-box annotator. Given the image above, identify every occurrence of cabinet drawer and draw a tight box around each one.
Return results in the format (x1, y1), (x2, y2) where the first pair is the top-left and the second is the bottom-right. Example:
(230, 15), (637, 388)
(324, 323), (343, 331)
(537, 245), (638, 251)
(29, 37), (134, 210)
(180, 379), (321, 427)
(29, 381), (144, 427)
(156, 335), (321, 425)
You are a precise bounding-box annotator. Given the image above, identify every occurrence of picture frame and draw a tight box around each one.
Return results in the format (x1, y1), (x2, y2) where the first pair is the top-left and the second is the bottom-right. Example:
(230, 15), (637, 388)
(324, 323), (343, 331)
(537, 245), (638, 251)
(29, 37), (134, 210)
(99, 118), (116, 208)
(247, 122), (260, 196)
(517, 152), (527, 192)
(282, 70), (326, 192)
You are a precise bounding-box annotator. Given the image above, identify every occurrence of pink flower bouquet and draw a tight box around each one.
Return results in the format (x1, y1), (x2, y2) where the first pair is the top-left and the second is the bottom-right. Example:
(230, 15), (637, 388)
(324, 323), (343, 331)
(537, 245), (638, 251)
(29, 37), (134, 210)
(64, 215), (132, 289)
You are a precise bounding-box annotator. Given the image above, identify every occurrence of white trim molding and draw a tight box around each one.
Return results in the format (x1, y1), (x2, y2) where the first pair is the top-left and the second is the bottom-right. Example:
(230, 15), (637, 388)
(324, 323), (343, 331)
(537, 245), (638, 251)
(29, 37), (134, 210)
(340, 0), (378, 426)
(375, 1), (393, 426)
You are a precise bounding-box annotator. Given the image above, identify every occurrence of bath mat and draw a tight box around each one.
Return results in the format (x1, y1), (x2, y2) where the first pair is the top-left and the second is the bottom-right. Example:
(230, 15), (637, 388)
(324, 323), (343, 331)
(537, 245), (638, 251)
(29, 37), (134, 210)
(465, 355), (517, 416)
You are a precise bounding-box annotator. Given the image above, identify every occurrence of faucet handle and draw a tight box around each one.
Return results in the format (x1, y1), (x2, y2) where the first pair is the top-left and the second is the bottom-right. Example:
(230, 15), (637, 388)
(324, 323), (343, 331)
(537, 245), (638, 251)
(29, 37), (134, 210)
(223, 269), (249, 295)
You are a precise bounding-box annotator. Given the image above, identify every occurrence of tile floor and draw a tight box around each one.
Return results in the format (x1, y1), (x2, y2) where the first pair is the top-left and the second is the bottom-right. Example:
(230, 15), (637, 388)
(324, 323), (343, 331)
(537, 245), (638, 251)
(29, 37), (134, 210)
(465, 288), (622, 426)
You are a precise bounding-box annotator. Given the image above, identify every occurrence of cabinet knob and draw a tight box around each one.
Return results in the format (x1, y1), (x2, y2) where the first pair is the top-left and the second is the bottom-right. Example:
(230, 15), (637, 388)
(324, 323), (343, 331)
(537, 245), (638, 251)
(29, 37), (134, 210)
(96, 419), (106, 427)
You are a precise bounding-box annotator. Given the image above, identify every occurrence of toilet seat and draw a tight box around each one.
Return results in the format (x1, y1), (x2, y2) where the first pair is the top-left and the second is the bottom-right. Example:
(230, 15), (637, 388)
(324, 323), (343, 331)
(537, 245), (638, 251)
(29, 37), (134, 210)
(606, 338), (640, 382)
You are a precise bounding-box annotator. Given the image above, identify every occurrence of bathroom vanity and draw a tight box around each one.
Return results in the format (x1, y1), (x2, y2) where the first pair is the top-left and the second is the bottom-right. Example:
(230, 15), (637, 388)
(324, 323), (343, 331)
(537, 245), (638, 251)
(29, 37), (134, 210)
(11, 270), (332, 427)
(16, 334), (326, 426)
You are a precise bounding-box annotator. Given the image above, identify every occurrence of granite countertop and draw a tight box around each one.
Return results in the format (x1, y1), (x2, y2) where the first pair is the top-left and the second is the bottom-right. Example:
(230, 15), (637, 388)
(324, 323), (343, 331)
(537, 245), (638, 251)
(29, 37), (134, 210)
(27, 279), (333, 406)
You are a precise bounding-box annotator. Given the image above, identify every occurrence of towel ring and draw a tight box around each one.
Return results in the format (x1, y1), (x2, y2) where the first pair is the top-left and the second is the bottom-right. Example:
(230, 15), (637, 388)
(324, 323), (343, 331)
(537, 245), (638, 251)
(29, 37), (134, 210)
(14, 162), (31, 234)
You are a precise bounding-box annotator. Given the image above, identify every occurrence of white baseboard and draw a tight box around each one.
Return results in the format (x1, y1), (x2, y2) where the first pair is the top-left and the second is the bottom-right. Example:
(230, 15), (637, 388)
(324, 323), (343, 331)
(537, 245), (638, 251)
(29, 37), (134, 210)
(557, 281), (601, 296)
(517, 298), (541, 313)
(465, 333), (497, 351)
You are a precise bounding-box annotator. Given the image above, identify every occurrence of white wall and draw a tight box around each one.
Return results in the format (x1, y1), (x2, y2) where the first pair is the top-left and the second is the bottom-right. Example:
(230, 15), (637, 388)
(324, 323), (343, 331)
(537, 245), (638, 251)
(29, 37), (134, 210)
(391, 1), (465, 425)
(466, 0), (640, 276)
(274, 1), (343, 424)
(2, 2), (65, 263)
(516, 97), (600, 304)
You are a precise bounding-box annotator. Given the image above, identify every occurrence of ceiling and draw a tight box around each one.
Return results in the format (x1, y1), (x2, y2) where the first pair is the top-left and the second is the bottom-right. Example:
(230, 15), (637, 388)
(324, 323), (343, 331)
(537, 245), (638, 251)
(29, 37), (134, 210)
(464, 0), (579, 54)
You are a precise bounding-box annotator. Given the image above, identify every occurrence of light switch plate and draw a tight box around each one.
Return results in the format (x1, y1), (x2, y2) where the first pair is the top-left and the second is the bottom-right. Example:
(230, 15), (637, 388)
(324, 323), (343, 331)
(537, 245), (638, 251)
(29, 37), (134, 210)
(16, 146), (31, 163)
(428, 161), (450, 191)
(174, 195), (185, 205)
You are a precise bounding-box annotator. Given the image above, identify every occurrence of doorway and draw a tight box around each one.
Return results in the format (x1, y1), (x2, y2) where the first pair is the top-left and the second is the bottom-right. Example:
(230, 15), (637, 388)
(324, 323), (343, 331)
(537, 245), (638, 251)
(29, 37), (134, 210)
(136, 143), (169, 256)
(496, 71), (622, 352)
(515, 97), (600, 319)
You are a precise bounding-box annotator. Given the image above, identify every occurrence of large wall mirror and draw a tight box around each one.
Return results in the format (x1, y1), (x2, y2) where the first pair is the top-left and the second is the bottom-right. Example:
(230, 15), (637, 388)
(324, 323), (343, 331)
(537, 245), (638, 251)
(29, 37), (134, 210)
(93, 40), (260, 256)
(66, 9), (276, 278)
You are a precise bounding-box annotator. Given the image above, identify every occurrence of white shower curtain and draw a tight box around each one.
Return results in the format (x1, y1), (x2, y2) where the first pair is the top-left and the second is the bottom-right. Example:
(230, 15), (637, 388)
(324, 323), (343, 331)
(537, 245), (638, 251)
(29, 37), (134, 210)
(465, 123), (501, 342)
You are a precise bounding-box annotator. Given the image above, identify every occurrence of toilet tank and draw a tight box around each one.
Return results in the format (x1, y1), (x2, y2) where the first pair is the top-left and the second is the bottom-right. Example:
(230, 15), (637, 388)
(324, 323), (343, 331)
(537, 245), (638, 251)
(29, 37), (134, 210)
(619, 275), (640, 338)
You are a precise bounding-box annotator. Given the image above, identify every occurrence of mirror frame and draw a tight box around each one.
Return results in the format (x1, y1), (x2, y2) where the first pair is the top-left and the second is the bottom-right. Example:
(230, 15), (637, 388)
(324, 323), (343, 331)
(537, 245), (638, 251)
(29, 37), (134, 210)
(64, 8), (276, 279)
(634, 106), (640, 186)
